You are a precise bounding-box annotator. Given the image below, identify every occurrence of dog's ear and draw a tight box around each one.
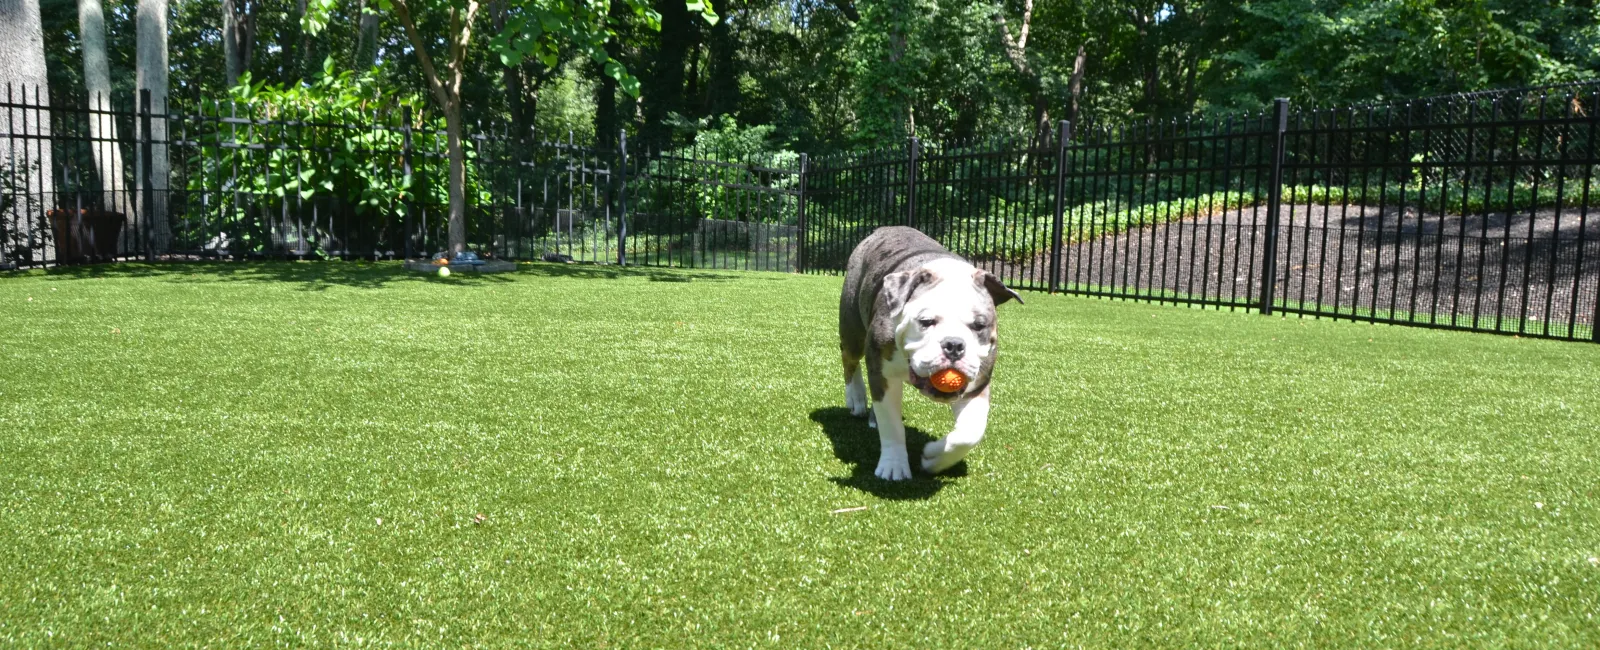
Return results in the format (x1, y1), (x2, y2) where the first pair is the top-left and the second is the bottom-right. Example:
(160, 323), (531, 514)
(978, 271), (1024, 306)
(877, 268), (936, 316)
(871, 268), (933, 352)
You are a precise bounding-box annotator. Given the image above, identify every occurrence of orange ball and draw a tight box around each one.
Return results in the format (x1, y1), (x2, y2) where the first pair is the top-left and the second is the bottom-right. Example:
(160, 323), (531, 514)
(930, 368), (967, 393)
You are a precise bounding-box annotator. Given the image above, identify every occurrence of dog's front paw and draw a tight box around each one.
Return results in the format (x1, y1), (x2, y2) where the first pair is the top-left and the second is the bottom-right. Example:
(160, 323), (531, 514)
(921, 440), (946, 473)
(874, 451), (913, 481)
(920, 439), (970, 475)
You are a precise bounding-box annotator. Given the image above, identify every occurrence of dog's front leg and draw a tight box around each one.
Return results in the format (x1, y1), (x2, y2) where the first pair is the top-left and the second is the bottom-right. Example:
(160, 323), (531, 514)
(871, 380), (913, 481)
(922, 387), (990, 474)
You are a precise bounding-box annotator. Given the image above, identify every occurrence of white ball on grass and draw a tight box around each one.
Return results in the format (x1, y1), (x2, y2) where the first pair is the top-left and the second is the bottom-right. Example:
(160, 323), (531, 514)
(437, 266), (451, 278)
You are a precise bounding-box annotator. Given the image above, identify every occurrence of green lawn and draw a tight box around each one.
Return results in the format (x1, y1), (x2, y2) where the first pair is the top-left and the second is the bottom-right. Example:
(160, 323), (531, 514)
(2, 262), (1598, 647)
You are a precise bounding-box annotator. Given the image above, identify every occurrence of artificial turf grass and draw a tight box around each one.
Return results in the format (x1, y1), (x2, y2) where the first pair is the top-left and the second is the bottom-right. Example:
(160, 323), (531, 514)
(1, 262), (1597, 647)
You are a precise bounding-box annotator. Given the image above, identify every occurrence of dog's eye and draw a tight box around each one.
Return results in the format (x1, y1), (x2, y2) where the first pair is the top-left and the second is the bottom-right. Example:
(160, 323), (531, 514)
(916, 317), (937, 328)
(970, 319), (988, 330)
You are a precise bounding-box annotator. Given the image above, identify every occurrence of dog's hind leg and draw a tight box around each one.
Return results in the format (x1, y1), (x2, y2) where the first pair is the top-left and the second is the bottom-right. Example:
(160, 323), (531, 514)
(843, 353), (869, 418)
(840, 292), (870, 418)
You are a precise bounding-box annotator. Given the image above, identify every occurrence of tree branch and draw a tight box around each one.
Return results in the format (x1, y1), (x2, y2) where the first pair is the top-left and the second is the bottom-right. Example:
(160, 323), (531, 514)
(449, 6), (461, 96)
(1017, 0), (1032, 51)
(994, 1), (1033, 78)
(1068, 43), (1086, 124)
(452, 0), (482, 99)
(391, 0), (452, 111)
(996, 1), (1048, 137)
(829, 0), (860, 23)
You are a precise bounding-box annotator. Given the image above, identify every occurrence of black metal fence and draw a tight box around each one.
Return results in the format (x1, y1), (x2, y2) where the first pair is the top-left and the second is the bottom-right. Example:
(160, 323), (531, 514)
(0, 87), (802, 272)
(804, 82), (1600, 341)
(4, 81), (1599, 341)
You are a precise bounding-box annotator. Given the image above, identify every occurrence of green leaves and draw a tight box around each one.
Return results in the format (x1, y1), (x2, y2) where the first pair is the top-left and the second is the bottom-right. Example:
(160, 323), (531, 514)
(306, 0), (715, 112)
(485, 1), (714, 100)
(300, 0), (340, 36)
(190, 63), (439, 231)
(604, 61), (641, 98)
(622, 0), (663, 31)
(685, 0), (719, 25)
(490, 15), (542, 67)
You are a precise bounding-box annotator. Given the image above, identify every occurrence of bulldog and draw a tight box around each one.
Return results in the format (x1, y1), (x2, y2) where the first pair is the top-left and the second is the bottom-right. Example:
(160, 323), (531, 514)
(838, 226), (1023, 481)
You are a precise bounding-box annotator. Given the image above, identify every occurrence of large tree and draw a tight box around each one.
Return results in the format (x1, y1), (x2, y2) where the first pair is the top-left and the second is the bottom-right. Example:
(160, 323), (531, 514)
(353, 0), (380, 68)
(638, 0), (694, 146)
(851, 0), (928, 143)
(222, 0), (260, 87)
(136, 0), (171, 251)
(79, 0), (125, 213)
(0, 0), (54, 262)
(994, 0), (1048, 138)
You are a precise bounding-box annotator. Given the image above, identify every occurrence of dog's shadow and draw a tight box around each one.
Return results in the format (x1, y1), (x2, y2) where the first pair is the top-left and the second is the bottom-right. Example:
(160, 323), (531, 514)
(810, 407), (966, 500)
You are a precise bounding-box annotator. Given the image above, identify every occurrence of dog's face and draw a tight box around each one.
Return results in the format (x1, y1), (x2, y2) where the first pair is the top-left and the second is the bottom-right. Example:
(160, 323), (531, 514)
(880, 259), (1022, 402)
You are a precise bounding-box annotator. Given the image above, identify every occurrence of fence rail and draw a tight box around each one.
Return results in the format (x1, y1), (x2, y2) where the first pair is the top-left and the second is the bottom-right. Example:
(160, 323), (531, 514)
(802, 83), (1600, 342)
(5, 81), (1599, 341)
(0, 87), (803, 273)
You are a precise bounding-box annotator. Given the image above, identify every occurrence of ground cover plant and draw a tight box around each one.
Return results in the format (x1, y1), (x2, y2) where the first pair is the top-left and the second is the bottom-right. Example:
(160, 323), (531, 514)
(2, 262), (1599, 646)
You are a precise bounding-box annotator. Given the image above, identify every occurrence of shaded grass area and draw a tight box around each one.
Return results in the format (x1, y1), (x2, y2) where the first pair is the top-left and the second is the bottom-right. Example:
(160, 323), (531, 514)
(2, 262), (1599, 647)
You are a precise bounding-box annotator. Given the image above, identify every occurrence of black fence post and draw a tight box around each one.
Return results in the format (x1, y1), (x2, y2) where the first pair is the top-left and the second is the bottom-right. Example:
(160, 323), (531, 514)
(1260, 98), (1290, 314)
(906, 136), (920, 229)
(0, 85), (8, 270)
(1588, 90), (1600, 342)
(401, 105), (414, 260)
(1050, 120), (1071, 293)
(139, 89), (155, 262)
(796, 152), (809, 273)
(618, 129), (629, 266)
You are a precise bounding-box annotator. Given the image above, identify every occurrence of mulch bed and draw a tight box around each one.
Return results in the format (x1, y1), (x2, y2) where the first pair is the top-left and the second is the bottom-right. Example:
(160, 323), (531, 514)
(987, 204), (1600, 336)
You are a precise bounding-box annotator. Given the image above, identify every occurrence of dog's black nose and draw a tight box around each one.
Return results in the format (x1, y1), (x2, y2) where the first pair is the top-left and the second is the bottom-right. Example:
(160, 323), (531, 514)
(941, 338), (966, 360)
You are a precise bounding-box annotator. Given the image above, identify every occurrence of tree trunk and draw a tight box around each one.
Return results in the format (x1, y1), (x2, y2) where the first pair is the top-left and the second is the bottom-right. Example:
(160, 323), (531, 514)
(392, 0), (477, 255)
(1027, 82), (1048, 142)
(354, 0), (380, 69)
(281, 0), (306, 83)
(1067, 43), (1086, 126)
(223, 0), (258, 87)
(492, 0), (533, 137)
(521, 63), (547, 130)
(995, 0), (1049, 140)
(642, 0), (693, 147)
(79, 0), (124, 214)
(593, 0), (624, 144)
(136, 0), (171, 252)
(1129, 9), (1158, 114)
(508, 59), (556, 139)
(595, 62), (617, 145)
(1182, 49), (1199, 114)
(223, 0), (238, 85)
(444, 99), (466, 255)
(705, 0), (737, 117)
(0, 0), (54, 263)
(298, 0), (312, 78)
(829, 0), (859, 23)
(685, 39), (700, 113)
(505, 62), (526, 131)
